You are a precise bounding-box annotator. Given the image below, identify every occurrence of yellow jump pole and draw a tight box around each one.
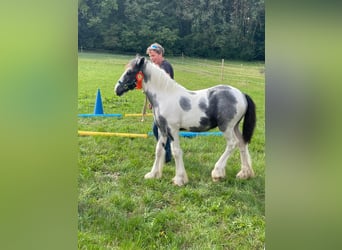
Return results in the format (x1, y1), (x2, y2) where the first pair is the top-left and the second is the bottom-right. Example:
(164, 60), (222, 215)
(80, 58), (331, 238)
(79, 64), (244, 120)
(124, 113), (153, 117)
(78, 130), (148, 138)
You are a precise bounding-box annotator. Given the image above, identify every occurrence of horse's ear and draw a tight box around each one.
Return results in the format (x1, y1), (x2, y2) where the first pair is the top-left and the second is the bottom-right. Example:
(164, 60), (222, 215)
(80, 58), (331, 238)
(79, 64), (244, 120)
(136, 56), (145, 69)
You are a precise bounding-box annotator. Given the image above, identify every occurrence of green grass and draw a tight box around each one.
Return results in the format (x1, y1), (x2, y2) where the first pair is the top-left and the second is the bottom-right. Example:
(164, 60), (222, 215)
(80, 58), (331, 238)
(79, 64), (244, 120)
(78, 52), (265, 249)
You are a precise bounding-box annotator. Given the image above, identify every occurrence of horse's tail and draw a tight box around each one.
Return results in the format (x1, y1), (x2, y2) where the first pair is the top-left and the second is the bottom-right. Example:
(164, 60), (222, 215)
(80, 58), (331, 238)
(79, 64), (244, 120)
(242, 94), (256, 143)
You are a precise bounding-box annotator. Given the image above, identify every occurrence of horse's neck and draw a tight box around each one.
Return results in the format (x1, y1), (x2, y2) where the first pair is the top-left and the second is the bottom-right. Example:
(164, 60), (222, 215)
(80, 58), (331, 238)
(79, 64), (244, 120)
(145, 63), (185, 94)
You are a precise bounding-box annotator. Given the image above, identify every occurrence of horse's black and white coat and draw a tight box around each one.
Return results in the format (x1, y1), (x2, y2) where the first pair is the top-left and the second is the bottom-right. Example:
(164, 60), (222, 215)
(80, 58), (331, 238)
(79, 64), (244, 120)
(115, 56), (256, 186)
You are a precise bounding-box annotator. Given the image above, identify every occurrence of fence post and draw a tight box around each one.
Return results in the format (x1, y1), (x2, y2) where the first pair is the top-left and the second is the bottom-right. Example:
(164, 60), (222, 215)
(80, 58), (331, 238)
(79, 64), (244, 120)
(221, 59), (224, 81)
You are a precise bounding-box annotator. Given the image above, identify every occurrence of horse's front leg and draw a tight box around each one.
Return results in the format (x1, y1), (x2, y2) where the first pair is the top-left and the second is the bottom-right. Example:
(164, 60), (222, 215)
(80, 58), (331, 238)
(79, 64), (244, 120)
(170, 131), (188, 186)
(144, 135), (167, 179)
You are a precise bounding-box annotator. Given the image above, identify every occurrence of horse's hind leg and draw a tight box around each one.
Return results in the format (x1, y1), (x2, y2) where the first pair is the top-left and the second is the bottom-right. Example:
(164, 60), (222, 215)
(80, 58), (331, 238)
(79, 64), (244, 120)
(234, 125), (255, 179)
(211, 128), (237, 182)
(144, 135), (167, 179)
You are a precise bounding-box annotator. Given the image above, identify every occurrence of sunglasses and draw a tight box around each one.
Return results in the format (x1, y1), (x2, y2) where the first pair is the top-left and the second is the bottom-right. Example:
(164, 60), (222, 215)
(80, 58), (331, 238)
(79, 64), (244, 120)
(150, 44), (161, 50)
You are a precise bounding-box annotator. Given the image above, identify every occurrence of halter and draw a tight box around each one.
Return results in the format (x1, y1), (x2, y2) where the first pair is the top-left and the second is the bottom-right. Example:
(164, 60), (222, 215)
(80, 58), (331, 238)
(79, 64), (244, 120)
(118, 71), (144, 90)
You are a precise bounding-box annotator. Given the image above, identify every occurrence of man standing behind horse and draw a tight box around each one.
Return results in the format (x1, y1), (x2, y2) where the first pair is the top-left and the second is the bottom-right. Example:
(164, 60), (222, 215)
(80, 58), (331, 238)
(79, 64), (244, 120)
(146, 43), (174, 163)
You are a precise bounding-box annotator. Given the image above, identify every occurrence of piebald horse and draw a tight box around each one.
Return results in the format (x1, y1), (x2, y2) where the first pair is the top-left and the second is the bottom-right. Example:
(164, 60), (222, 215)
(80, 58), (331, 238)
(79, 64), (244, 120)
(115, 56), (256, 186)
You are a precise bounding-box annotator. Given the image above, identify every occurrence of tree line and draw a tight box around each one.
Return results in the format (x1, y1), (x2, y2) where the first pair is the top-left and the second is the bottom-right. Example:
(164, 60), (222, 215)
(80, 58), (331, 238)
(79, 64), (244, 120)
(79, 0), (264, 61)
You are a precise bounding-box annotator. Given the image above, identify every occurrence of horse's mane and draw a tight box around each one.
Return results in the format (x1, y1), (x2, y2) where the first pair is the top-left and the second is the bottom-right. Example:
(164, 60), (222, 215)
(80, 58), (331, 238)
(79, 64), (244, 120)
(145, 60), (186, 92)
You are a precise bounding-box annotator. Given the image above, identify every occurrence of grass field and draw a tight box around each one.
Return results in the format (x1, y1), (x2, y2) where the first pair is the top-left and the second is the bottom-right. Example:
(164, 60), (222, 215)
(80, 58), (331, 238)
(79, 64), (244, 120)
(78, 52), (265, 249)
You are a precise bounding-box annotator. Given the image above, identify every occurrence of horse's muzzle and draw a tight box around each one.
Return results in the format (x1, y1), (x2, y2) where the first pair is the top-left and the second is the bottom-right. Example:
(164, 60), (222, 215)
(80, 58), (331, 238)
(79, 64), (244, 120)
(115, 82), (125, 96)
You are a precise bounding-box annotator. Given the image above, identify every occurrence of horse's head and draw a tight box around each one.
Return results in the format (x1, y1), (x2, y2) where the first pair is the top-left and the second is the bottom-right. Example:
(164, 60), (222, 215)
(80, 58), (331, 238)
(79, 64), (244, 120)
(115, 56), (146, 96)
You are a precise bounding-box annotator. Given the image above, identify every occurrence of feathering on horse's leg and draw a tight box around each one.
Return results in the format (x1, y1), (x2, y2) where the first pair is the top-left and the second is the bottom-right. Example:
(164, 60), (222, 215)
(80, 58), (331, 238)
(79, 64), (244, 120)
(236, 144), (254, 179)
(234, 125), (255, 179)
(144, 137), (166, 179)
(170, 132), (188, 186)
(211, 129), (237, 182)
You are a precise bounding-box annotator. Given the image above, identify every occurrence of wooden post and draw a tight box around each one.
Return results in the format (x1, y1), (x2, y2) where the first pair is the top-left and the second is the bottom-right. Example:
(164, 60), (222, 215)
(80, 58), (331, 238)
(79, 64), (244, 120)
(221, 59), (224, 81)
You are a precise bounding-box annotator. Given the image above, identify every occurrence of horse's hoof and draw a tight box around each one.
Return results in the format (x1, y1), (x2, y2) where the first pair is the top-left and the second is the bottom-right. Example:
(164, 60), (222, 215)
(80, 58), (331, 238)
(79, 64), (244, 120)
(144, 172), (161, 179)
(236, 169), (255, 179)
(211, 169), (225, 182)
(212, 176), (224, 182)
(172, 176), (188, 186)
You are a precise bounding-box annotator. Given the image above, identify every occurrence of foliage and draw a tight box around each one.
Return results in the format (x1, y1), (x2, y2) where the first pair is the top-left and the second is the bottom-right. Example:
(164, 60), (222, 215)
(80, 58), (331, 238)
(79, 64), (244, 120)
(78, 52), (265, 249)
(78, 0), (264, 60)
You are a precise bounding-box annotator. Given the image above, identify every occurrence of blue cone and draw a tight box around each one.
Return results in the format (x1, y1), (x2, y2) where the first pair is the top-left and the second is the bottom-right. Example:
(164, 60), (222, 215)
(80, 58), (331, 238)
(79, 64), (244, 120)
(93, 89), (104, 114)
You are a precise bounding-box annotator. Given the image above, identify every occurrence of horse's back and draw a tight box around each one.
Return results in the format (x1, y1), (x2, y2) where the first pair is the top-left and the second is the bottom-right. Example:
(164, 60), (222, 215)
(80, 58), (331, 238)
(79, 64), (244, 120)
(173, 85), (247, 132)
